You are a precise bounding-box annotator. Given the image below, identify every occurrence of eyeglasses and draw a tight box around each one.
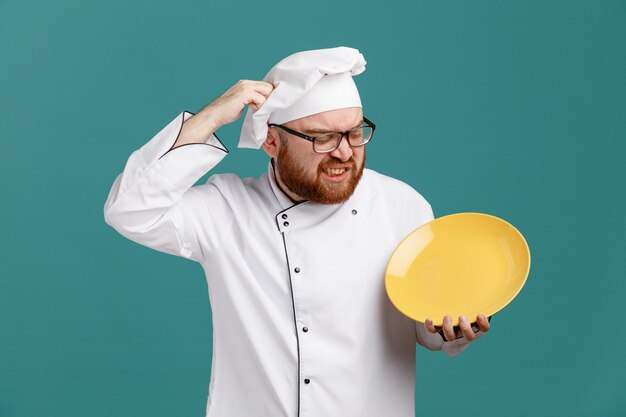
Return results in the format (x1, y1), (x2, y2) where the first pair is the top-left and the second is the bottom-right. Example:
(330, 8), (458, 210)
(268, 117), (376, 153)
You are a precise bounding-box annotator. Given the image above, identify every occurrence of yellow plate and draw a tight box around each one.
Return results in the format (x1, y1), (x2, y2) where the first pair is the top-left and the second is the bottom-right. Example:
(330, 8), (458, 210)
(385, 212), (530, 327)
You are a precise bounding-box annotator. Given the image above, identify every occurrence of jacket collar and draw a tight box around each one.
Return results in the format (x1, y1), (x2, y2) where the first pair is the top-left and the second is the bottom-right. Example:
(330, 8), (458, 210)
(267, 159), (367, 233)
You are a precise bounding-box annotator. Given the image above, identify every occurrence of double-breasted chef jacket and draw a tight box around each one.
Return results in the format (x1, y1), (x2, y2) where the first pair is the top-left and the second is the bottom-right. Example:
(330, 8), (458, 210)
(104, 111), (480, 417)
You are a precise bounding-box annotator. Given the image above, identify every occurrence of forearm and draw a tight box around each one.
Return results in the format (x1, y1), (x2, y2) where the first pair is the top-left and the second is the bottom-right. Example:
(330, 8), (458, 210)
(172, 110), (220, 149)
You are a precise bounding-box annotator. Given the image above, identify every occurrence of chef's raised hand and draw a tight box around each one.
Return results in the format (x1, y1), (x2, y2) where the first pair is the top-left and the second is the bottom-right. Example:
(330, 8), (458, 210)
(175, 80), (274, 148)
(200, 80), (274, 129)
(425, 314), (490, 342)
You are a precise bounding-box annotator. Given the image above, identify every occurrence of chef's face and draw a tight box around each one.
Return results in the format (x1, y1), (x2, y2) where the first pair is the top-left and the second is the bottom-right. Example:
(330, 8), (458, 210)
(267, 107), (366, 205)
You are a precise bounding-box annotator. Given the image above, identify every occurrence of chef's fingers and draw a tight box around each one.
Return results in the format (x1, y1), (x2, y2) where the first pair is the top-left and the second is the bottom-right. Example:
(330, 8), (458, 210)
(458, 315), (475, 341)
(246, 82), (274, 110)
(195, 80), (273, 129)
(229, 81), (272, 112)
(442, 315), (456, 342)
(225, 79), (272, 96)
(233, 80), (273, 99)
(425, 318), (437, 333)
(250, 80), (274, 97)
(476, 314), (491, 332)
(247, 91), (269, 111)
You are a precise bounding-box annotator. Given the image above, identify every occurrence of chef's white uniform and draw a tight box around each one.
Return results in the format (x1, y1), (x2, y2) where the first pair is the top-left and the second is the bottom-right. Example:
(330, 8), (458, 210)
(104, 111), (478, 417)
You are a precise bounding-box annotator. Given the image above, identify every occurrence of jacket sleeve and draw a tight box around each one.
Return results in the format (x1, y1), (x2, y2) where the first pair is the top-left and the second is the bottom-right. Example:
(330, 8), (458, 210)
(103, 111), (230, 263)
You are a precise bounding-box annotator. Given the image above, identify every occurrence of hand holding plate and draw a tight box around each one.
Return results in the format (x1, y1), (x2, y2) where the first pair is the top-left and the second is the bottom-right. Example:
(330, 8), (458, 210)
(425, 314), (491, 342)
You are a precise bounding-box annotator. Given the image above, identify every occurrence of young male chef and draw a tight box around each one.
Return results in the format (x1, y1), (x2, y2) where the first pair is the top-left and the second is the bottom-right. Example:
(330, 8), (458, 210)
(104, 46), (490, 417)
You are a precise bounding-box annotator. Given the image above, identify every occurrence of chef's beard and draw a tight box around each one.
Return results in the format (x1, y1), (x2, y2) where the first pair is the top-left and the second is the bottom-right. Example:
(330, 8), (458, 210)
(275, 142), (365, 205)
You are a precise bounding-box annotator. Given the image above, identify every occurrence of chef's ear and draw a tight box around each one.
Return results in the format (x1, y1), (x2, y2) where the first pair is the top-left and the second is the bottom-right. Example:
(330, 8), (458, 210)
(262, 126), (280, 158)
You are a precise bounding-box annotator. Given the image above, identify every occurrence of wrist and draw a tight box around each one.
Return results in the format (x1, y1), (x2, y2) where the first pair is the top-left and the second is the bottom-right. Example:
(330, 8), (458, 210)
(175, 113), (219, 148)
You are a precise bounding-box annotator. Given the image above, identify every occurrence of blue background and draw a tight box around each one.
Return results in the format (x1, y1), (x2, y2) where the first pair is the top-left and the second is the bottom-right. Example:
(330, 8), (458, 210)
(1, 1), (625, 416)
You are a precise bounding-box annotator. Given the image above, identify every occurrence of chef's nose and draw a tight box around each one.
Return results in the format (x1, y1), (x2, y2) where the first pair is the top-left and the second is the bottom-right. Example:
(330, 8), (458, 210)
(329, 135), (353, 162)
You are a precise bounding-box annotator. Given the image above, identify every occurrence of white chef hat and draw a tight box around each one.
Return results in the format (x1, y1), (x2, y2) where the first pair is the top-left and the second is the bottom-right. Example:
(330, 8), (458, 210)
(238, 46), (366, 149)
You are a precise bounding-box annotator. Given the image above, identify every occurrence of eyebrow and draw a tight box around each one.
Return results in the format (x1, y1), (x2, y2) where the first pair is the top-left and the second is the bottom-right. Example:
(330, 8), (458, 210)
(302, 118), (364, 135)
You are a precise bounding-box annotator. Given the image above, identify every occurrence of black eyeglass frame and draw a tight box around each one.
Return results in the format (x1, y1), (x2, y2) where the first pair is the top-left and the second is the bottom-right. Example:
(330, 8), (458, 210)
(268, 117), (376, 153)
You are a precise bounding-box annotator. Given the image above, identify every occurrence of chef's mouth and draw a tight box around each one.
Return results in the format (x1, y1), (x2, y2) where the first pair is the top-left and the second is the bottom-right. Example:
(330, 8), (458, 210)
(322, 167), (350, 176)
(319, 161), (355, 176)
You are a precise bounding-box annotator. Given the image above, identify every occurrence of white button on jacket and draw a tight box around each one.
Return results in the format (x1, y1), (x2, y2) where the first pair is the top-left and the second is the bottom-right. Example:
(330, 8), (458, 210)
(104, 111), (478, 417)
